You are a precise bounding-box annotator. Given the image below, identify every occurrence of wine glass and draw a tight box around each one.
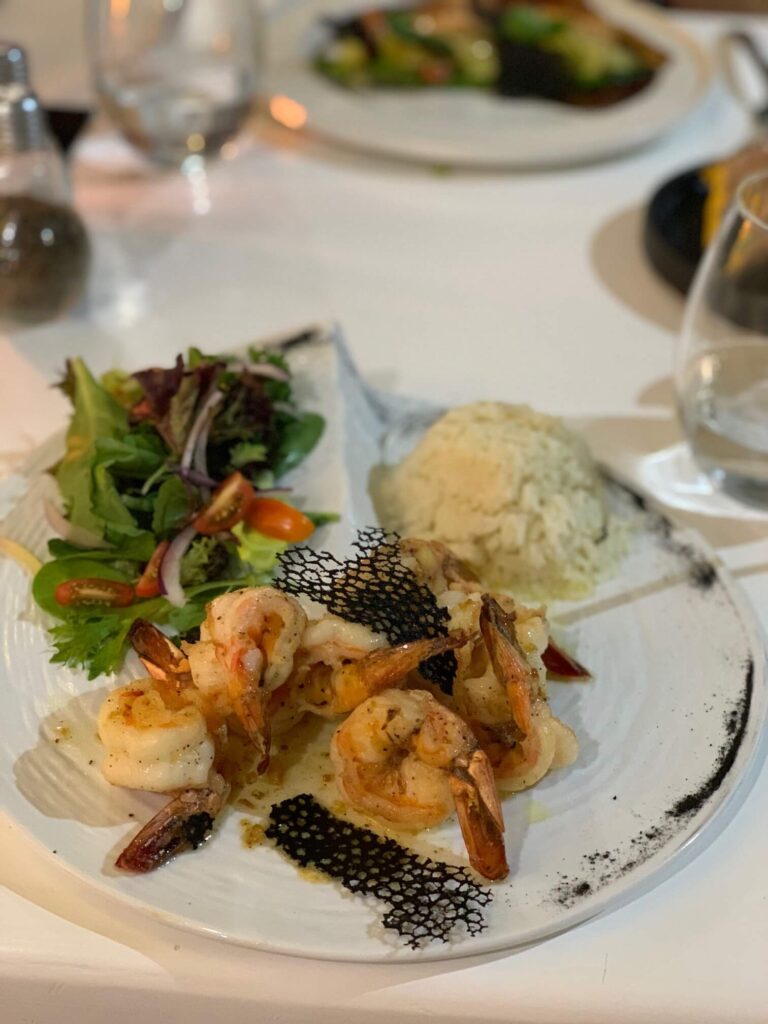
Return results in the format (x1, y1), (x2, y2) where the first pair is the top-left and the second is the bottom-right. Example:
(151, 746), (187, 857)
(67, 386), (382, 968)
(87, 0), (262, 166)
(676, 170), (768, 507)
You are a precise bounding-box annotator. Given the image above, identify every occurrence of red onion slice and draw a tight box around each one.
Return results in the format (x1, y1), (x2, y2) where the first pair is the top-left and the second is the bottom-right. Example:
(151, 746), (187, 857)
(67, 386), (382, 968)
(181, 389), (224, 474)
(159, 524), (197, 608)
(231, 361), (290, 382)
(44, 499), (109, 550)
(542, 640), (592, 681)
(172, 465), (218, 489)
(192, 421), (212, 481)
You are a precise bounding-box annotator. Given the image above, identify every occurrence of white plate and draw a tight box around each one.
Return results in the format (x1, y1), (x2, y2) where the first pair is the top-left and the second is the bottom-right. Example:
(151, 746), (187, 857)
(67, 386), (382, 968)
(264, 0), (713, 168)
(0, 328), (765, 962)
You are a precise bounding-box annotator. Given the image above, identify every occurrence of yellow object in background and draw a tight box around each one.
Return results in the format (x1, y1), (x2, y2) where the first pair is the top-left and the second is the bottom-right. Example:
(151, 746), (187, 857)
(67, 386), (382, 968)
(700, 144), (768, 249)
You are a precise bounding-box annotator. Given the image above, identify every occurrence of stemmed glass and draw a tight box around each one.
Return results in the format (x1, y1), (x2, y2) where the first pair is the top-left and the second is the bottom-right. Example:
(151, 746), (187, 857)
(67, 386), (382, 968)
(87, 0), (262, 167)
(676, 170), (768, 508)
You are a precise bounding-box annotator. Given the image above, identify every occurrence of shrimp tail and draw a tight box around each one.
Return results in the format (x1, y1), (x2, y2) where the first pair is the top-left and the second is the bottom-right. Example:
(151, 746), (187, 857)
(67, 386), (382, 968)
(333, 630), (475, 712)
(480, 594), (534, 738)
(228, 680), (272, 772)
(115, 777), (230, 873)
(129, 619), (190, 685)
(450, 748), (508, 881)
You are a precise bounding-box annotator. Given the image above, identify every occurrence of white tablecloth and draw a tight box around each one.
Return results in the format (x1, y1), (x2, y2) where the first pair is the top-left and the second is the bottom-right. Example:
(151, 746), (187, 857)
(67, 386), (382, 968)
(2, 7), (768, 1023)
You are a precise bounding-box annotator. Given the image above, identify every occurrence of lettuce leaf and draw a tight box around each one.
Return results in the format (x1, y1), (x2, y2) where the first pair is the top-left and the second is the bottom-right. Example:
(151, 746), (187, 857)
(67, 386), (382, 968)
(228, 440), (268, 470)
(56, 359), (128, 537)
(232, 523), (288, 575)
(180, 536), (230, 587)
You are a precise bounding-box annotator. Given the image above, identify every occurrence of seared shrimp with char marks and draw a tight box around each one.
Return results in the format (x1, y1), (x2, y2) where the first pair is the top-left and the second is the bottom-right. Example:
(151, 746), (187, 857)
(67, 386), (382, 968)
(331, 688), (508, 880)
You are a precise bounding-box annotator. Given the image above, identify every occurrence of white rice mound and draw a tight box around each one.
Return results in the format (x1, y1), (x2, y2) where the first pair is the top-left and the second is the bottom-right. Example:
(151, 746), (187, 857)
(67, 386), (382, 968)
(375, 402), (625, 600)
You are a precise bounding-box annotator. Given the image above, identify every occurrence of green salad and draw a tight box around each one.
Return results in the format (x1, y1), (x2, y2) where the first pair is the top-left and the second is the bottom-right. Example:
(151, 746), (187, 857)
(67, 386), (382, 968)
(315, 0), (664, 106)
(32, 346), (330, 679)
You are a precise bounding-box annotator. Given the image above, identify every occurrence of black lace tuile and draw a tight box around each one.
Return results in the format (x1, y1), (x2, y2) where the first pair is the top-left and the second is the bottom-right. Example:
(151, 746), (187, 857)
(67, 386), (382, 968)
(266, 794), (493, 948)
(275, 527), (457, 693)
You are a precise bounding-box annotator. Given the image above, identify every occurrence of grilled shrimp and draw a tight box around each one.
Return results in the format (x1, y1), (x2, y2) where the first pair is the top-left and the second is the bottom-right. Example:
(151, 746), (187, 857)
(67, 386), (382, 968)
(98, 678), (217, 793)
(455, 595), (577, 790)
(96, 679), (230, 872)
(331, 688), (508, 880)
(399, 538), (549, 696)
(399, 537), (480, 596)
(98, 625), (232, 872)
(482, 704), (579, 793)
(293, 614), (473, 718)
(184, 587), (307, 769)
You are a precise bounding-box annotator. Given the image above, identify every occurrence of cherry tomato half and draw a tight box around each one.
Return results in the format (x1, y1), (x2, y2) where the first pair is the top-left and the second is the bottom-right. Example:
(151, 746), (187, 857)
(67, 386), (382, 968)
(193, 471), (255, 535)
(135, 540), (170, 599)
(244, 497), (315, 543)
(55, 578), (135, 609)
(131, 397), (152, 420)
(419, 60), (452, 86)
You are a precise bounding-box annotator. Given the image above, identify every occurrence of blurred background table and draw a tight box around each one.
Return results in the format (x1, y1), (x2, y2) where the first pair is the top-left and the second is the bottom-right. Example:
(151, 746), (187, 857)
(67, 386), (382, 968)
(1, 4), (768, 1023)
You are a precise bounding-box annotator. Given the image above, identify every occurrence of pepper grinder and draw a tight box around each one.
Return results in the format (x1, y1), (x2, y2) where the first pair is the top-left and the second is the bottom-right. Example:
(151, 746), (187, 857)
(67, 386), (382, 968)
(0, 42), (28, 89)
(0, 45), (90, 327)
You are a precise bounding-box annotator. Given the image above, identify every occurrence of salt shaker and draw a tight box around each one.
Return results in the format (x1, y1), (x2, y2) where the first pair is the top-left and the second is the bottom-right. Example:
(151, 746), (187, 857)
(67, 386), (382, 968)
(0, 45), (90, 327)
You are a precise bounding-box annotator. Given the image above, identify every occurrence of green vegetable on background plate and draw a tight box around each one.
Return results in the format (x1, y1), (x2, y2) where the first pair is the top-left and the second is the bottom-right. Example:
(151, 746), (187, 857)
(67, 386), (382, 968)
(31, 346), (335, 679)
(315, 0), (664, 105)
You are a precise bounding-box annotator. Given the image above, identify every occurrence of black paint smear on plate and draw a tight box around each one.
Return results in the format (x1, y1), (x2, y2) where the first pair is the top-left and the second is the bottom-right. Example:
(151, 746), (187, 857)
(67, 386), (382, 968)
(266, 794), (493, 948)
(551, 659), (754, 908)
(606, 476), (718, 592)
(668, 657), (753, 818)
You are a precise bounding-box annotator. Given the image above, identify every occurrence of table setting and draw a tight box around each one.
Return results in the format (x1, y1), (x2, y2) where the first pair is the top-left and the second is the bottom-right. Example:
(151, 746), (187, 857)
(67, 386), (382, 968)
(1, 1), (768, 1021)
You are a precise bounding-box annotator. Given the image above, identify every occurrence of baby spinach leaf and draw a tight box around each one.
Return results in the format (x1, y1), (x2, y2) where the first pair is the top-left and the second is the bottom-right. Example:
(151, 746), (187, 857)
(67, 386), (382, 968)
(33, 557), (133, 619)
(272, 412), (325, 477)
(47, 533), (155, 562)
(151, 476), (192, 535)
